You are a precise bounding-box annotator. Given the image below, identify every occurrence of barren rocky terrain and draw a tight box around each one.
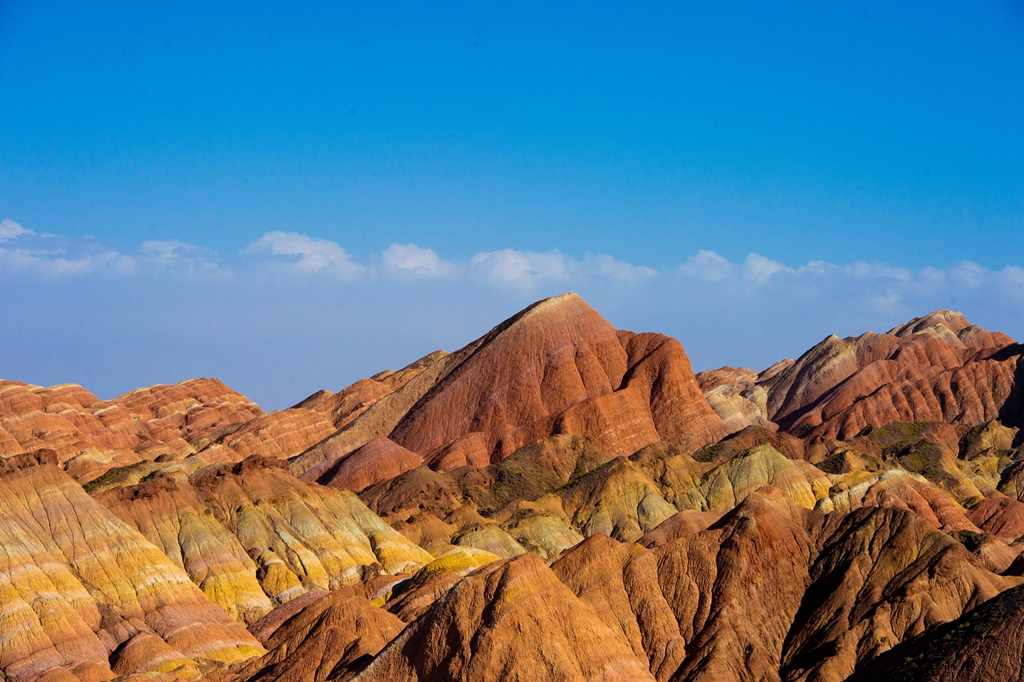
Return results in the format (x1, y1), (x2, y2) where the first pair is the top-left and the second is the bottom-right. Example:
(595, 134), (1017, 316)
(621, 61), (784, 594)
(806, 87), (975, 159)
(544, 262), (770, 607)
(2, 292), (1022, 682)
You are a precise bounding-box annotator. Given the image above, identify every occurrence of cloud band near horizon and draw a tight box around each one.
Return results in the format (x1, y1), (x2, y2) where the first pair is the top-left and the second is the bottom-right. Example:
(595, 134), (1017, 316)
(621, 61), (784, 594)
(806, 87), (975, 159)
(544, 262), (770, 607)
(1, 217), (1022, 410)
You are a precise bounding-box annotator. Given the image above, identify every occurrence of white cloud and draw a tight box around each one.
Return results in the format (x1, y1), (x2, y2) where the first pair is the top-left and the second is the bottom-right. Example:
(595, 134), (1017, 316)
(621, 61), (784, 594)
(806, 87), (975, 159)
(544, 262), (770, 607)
(140, 240), (219, 271)
(469, 249), (572, 283)
(2, 225), (1023, 412)
(381, 243), (458, 277)
(840, 261), (911, 281)
(680, 250), (734, 281)
(1004, 265), (1024, 285)
(0, 247), (135, 276)
(0, 219), (34, 242)
(246, 231), (364, 277)
(744, 253), (792, 282)
(467, 249), (653, 286)
(0, 219), (136, 275)
(580, 253), (657, 280)
(950, 260), (986, 287)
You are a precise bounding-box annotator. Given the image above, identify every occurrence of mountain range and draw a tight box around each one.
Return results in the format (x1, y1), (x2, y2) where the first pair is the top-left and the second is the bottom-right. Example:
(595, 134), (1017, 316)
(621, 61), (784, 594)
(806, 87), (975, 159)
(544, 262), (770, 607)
(1, 292), (1022, 682)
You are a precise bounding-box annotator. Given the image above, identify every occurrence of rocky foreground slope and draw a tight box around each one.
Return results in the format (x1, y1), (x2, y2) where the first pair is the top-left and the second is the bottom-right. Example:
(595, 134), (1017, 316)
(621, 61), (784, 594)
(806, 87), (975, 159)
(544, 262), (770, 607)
(1, 293), (1023, 682)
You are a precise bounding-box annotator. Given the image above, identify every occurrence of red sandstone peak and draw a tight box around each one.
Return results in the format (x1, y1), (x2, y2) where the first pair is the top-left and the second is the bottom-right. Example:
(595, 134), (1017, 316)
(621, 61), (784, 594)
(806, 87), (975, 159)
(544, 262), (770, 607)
(6, 301), (1024, 682)
(354, 552), (657, 681)
(701, 310), (1023, 440)
(387, 292), (727, 466)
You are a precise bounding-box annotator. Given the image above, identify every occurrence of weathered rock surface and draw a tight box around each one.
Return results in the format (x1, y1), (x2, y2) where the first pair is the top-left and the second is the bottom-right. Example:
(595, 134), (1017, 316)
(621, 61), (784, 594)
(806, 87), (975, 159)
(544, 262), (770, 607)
(0, 451), (263, 682)
(6, 301), (1024, 682)
(847, 583), (1024, 682)
(389, 293), (726, 464)
(237, 587), (405, 682)
(298, 294), (728, 492)
(353, 553), (657, 682)
(0, 378), (264, 481)
(551, 488), (1016, 682)
(314, 437), (421, 492)
(697, 362), (790, 432)
(968, 496), (1024, 540)
(781, 505), (1013, 682)
(698, 311), (1024, 444)
(191, 409), (337, 463)
(92, 455), (432, 623)
(288, 352), (454, 482)
(768, 311), (1023, 439)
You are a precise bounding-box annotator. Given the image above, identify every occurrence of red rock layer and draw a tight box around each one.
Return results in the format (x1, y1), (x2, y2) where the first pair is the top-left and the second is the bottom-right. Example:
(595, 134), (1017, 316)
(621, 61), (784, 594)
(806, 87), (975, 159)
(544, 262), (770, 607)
(0, 378), (264, 481)
(354, 487), (1012, 682)
(762, 311), (1022, 439)
(968, 497), (1024, 540)
(354, 552), (657, 681)
(296, 351), (448, 429)
(387, 293), (726, 468)
(314, 437), (421, 491)
(191, 409), (337, 463)
(237, 588), (405, 682)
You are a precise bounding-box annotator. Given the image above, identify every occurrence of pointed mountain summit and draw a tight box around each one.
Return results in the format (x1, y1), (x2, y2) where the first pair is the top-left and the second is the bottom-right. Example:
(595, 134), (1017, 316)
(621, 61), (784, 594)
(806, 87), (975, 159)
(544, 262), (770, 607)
(298, 293), (728, 490)
(390, 292), (727, 464)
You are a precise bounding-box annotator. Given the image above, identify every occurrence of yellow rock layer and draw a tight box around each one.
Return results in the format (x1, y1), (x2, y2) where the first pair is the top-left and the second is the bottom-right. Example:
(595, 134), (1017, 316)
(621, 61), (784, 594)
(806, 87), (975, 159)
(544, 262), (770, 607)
(0, 452), (263, 682)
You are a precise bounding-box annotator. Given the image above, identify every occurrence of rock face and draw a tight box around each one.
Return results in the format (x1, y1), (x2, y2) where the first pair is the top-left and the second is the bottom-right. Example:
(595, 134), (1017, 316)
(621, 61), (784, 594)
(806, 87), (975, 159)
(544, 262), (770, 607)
(697, 362), (791, 432)
(781, 505), (1010, 682)
(315, 437), (421, 492)
(91, 455), (432, 624)
(697, 311), (1024, 442)
(0, 378), (264, 481)
(297, 294), (728, 491)
(847, 584), (1024, 682)
(190, 409), (337, 463)
(238, 587), (405, 682)
(353, 552), (657, 682)
(770, 311), (1022, 439)
(0, 451), (263, 682)
(390, 293), (726, 463)
(6, 298), (1024, 682)
(348, 495), (1010, 682)
(968, 497), (1024, 540)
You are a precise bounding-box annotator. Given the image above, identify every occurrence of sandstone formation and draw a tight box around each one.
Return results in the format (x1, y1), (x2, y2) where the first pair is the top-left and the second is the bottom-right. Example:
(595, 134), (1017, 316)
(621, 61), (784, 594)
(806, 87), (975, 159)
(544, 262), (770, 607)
(968, 496), (1024, 540)
(697, 311), (1024, 449)
(697, 361), (791, 432)
(353, 553), (657, 682)
(238, 587), (405, 682)
(91, 455), (432, 623)
(295, 294), (728, 492)
(390, 293), (727, 462)
(847, 583), (1024, 682)
(0, 378), (264, 481)
(781, 505), (1012, 682)
(0, 451), (263, 682)
(288, 352), (455, 482)
(3, 299), (1024, 682)
(190, 409), (337, 463)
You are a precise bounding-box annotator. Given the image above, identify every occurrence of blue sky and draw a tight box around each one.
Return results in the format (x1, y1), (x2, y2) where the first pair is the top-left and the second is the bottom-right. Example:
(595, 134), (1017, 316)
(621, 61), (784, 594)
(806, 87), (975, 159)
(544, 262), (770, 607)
(1, 1), (1022, 409)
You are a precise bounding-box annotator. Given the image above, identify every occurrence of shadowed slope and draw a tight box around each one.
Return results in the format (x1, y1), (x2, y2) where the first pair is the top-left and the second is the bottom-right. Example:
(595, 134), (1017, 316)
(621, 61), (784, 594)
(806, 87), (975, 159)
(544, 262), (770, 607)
(353, 552), (656, 682)
(847, 584), (1024, 682)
